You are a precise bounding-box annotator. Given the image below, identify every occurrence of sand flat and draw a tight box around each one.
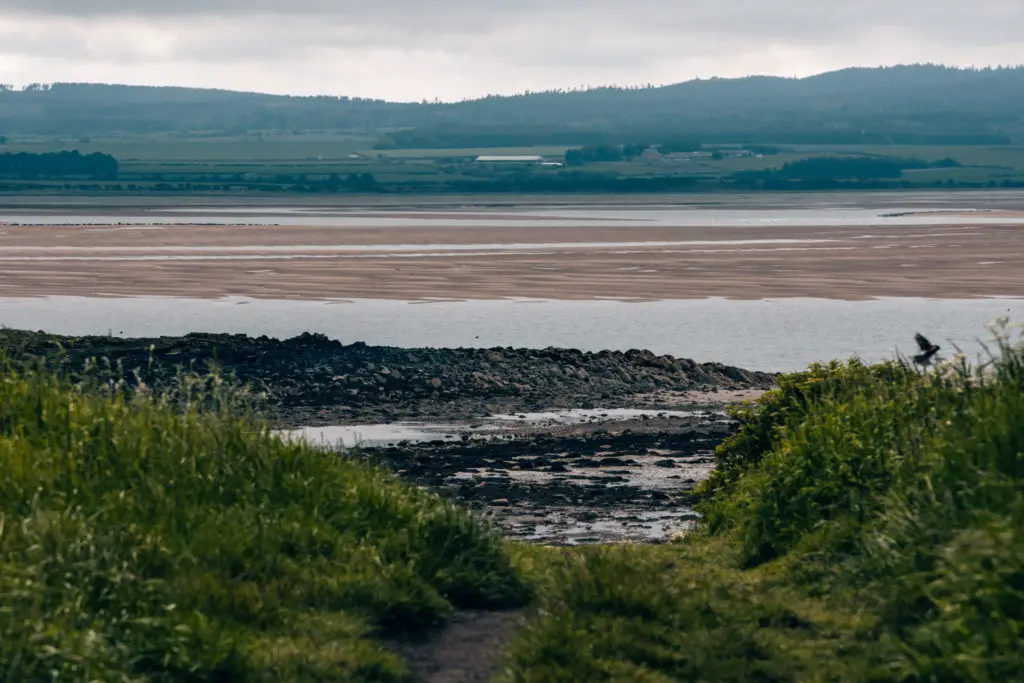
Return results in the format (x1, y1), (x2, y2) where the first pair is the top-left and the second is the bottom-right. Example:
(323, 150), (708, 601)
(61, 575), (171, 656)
(1, 220), (1021, 301)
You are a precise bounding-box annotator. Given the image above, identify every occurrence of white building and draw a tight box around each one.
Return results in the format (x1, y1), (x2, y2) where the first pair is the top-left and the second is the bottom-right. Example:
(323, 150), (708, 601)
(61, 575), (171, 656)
(475, 155), (544, 163)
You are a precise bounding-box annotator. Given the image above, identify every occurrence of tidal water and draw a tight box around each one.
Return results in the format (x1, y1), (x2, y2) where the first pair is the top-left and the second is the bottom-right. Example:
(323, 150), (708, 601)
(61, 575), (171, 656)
(2, 209), (1021, 229)
(5, 189), (1024, 228)
(2, 295), (1021, 372)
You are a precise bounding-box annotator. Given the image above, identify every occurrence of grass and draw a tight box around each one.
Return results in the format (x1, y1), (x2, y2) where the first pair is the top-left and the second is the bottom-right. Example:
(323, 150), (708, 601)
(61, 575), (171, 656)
(0, 360), (529, 682)
(501, 323), (1024, 682)
(6, 137), (1024, 194)
(3, 325), (1024, 681)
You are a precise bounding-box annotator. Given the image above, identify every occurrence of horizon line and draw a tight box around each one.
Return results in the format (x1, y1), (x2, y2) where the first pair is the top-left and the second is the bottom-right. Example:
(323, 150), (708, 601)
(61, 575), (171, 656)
(4, 62), (1024, 105)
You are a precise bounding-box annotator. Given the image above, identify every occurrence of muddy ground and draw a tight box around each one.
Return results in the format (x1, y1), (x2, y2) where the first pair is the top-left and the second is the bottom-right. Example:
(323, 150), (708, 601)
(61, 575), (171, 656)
(5, 213), (1024, 301)
(1, 328), (771, 545)
(353, 413), (737, 544)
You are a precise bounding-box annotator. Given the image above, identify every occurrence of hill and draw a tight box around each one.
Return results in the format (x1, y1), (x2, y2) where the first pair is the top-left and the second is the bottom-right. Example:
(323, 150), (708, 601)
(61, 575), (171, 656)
(2, 65), (1023, 145)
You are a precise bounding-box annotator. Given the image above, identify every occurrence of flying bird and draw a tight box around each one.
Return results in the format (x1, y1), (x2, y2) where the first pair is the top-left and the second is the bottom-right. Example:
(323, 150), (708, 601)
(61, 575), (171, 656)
(913, 333), (941, 366)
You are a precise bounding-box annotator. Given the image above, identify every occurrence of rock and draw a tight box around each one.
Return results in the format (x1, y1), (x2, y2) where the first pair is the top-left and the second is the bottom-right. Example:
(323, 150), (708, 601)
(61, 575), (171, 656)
(599, 457), (636, 467)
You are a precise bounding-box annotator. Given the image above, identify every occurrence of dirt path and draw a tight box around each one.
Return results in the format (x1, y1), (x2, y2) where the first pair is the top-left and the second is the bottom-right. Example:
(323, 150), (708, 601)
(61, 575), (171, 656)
(390, 610), (525, 683)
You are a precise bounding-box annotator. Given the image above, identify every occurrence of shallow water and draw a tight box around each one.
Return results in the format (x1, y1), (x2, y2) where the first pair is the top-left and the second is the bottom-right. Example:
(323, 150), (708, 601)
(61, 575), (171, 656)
(285, 409), (702, 448)
(2, 295), (1021, 372)
(286, 423), (462, 448)
(4, 202), (1024, 228)
(519, 510), (702, 545)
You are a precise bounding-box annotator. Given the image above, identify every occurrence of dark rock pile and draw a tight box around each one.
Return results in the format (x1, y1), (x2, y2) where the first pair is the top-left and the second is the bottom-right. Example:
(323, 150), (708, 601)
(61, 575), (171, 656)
(0, 329), (775, 424)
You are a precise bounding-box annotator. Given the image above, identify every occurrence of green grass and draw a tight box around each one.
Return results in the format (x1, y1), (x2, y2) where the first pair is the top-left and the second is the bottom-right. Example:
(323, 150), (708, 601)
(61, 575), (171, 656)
(6, 137), (1024, 193)
(4, 326), (1024, 681)
(503, 324), (1024, 682)
(370, 146), (572, 159)
(0, 361), (528, 682)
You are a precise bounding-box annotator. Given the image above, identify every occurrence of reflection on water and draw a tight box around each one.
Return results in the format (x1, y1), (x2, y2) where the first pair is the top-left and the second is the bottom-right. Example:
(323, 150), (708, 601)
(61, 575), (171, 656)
(285, 423), (461, 449)
(1, 295), (1021, 372)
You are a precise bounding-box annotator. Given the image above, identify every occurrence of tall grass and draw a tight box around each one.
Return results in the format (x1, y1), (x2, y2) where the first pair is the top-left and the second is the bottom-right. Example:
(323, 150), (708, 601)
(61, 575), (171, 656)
(504, 325), (1024, 682)
(0, 360), (528, 682)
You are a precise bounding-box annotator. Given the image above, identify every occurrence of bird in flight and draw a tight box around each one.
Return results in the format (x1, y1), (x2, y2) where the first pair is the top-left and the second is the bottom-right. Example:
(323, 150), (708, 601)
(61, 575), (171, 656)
(913, 333), (941, 366)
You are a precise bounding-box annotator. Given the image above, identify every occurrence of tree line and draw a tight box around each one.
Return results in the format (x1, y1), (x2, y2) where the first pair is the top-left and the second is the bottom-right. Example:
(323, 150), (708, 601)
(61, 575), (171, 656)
(1, 66), (1022, 144)
(0, 151), (119, 179)
(730, 156), (962, 183)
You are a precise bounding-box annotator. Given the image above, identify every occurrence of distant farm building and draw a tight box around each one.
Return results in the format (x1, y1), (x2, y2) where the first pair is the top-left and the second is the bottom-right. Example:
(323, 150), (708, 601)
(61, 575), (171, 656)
(475, 155), (545, 164)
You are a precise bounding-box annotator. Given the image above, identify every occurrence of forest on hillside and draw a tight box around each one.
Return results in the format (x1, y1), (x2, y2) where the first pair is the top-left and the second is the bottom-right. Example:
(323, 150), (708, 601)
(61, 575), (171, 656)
(1, 66), (1023, 146)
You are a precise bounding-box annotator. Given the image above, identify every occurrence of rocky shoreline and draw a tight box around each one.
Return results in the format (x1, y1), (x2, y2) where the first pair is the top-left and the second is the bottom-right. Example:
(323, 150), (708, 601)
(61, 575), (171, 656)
(1, 328), (775, 544)
(0, 329), (775, 427)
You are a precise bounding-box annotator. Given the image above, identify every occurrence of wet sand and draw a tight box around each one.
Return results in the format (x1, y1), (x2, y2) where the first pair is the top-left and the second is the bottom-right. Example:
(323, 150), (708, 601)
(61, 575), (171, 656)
(1, 219), (1022, 300)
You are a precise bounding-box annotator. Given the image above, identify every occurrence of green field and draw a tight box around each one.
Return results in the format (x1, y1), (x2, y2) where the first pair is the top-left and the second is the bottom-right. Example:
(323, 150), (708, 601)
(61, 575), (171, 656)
(4, 134), (1024, 193)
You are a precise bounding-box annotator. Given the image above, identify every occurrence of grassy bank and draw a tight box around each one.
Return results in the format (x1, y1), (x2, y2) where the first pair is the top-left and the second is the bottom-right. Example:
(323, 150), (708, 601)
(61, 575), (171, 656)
(502, 326), (1024, 682)
(0, 363), (528, 681)
(3, 326), (1023, 681)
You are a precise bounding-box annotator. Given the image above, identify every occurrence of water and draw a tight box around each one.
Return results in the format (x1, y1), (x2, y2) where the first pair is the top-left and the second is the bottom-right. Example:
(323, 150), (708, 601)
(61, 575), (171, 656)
(485, 408), (701, 424)
(284, 409), (701, 448)
(2, 210), (1020, 228)
(2, 295), (1021, 372)
(519, 510), (703, 545)
(4, 198), (1024, 229)
(286, 423), (462, 449)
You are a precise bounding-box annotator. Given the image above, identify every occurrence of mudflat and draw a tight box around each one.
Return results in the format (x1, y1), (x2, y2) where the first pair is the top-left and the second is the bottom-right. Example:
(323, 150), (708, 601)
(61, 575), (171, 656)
(1, 218), (1022, 300)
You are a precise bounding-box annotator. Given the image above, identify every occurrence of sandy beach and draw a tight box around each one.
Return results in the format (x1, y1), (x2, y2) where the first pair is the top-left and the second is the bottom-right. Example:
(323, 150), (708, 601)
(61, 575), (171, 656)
(1, 218), (1022, 300)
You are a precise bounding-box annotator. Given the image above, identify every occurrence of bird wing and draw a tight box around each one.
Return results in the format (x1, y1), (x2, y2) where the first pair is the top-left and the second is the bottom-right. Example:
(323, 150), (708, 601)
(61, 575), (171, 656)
(915, 333), (933, 352)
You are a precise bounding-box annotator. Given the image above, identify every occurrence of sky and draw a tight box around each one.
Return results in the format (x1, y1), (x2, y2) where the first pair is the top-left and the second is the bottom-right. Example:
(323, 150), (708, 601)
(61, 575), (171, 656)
(1, 1), (1023, 102)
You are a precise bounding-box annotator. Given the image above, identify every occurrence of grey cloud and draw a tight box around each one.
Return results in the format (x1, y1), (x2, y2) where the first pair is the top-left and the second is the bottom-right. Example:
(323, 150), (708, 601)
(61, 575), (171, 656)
(1, 0), (1022, 100)
(3, 1), (1024, 42)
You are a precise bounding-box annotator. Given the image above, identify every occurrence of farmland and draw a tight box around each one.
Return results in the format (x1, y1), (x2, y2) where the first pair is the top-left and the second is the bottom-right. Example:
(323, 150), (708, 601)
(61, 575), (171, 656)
(3, 132), (1024, 195)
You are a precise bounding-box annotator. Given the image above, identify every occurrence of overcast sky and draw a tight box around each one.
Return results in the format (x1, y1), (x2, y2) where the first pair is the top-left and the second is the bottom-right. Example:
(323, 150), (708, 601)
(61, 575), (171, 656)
(1, 1), (1022, 101)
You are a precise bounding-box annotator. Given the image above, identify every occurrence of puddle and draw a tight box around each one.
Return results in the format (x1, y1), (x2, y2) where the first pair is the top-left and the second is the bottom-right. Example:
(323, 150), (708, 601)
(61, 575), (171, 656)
(282, 408), (703, 448)
(286, 423), (463, 449)
(485, 408), (699, 425)
(451, 453), (715, 489)
(511, 509), (703, 545)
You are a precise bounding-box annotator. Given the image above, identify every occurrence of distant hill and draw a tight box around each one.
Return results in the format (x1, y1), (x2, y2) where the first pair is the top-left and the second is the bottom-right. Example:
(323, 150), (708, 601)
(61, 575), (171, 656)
(2, 65), (1022, 146)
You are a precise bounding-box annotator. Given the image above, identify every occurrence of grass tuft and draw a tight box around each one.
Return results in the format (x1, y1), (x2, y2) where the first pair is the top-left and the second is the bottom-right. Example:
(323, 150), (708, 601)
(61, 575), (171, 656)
(0, 360), (529, 682)
(504, 325), (1024, 682)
